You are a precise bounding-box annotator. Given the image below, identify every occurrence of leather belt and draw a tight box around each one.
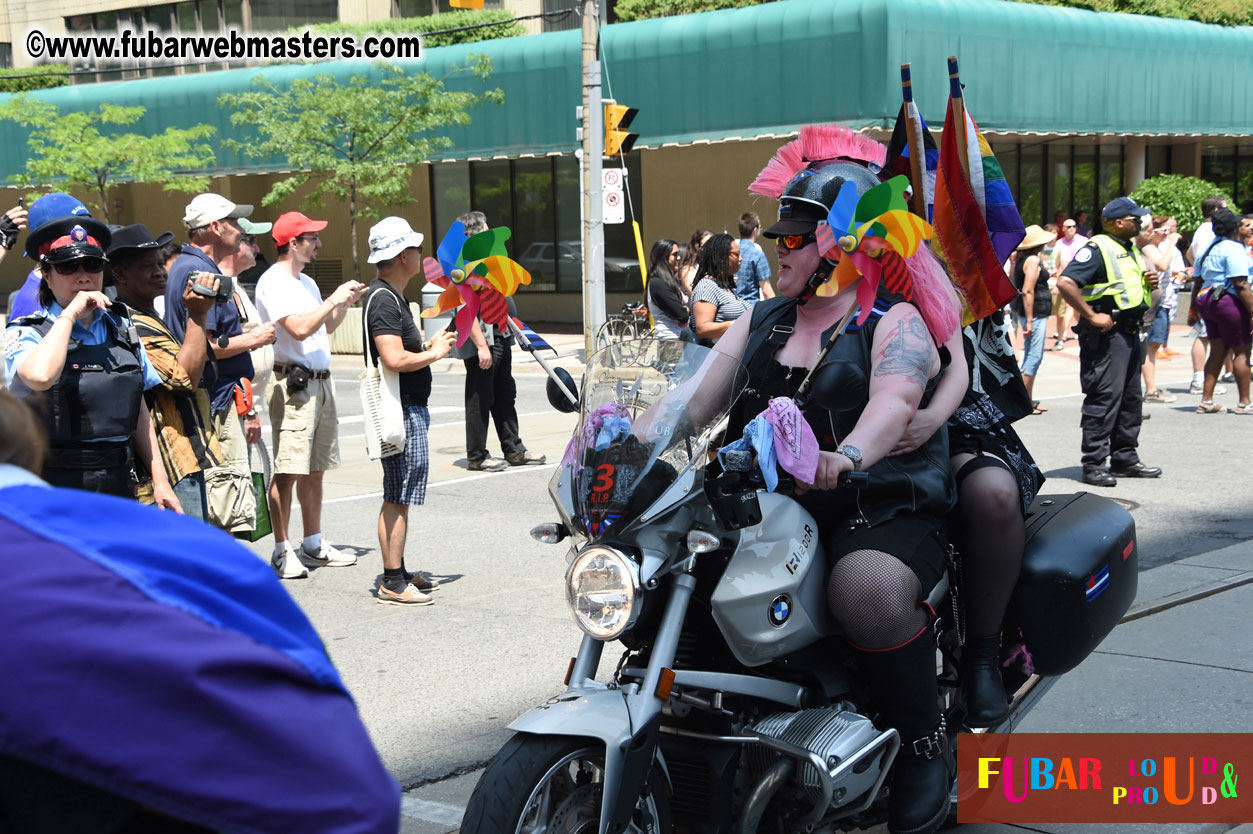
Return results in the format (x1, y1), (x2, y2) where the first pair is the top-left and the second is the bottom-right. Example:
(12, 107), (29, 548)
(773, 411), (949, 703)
(275, 363), (331, 379)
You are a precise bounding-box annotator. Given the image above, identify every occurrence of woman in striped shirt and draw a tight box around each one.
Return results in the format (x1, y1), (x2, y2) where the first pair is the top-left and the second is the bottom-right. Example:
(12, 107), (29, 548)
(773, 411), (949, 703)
(689, 232), (749, 344)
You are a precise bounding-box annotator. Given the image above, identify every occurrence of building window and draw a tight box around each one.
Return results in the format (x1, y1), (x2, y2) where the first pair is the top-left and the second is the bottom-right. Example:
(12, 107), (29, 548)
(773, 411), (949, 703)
(0, 43), (12, 69)
(431, 154), (643, 293)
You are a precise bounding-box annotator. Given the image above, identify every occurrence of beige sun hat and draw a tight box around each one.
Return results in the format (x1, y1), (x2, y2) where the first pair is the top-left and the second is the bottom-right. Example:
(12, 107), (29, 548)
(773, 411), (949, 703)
(1017, 224), (1057, 250)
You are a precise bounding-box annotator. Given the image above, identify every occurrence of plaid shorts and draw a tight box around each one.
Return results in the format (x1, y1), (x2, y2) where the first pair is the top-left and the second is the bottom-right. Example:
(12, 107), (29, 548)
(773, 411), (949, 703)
(382, 404), (430, 505)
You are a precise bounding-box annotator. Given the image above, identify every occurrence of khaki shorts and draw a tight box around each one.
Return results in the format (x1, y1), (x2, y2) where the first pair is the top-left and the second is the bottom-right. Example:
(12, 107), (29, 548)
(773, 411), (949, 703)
(1051, 291), (1068, 318)
(269, 371), (340, 475)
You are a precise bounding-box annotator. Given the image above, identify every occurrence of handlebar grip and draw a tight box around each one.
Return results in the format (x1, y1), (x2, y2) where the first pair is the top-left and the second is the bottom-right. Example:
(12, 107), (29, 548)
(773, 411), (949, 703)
(841, 471), (870, 489)
(774, 470), (868, 493)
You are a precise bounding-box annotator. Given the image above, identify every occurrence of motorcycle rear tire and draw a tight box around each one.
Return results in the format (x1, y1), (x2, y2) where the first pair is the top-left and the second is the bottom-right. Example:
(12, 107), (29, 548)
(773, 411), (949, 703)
(460, 733), (673, 834)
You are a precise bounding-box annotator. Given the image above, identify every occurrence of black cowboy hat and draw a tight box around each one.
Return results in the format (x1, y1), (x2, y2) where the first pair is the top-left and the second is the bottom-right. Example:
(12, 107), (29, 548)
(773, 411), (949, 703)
(107, 224), (176, 265)
(24, 215), (112, 263)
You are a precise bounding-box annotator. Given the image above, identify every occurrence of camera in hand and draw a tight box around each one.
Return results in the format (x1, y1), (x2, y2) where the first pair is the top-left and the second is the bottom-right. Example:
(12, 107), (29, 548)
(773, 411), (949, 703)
(188, 271), (236, 303)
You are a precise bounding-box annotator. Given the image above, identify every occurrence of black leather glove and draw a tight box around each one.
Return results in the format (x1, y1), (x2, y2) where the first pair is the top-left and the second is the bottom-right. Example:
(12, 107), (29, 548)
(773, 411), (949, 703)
(0, 214), (19, 250)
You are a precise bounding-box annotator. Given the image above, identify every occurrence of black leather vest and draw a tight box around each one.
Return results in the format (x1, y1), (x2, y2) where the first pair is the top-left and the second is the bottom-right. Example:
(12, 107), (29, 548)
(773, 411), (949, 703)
(19, 308), (146, 449)
(730, 293), (956, 527)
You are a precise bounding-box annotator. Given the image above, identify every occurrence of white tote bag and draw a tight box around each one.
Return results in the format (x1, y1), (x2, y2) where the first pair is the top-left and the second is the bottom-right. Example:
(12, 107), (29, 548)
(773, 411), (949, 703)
(360, 291), (406, 460)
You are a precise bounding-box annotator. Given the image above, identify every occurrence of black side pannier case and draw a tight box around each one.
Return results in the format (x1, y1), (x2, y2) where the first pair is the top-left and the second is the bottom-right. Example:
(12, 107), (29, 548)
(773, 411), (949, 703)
(1010, 492), (1138, 676)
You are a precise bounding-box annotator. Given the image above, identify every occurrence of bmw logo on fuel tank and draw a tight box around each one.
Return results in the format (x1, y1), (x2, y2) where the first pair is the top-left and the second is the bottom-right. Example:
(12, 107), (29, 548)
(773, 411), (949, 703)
(768, 595), (791, 627)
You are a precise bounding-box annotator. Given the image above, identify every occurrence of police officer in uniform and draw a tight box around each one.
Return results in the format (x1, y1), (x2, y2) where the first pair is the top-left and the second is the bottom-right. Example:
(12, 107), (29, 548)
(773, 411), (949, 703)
(2, 215), (180, 507)
(1057, 196), (1163, 487)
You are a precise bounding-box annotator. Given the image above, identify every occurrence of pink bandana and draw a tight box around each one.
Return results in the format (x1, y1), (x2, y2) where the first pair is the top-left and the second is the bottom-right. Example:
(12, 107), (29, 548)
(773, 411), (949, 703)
(763, 397), (819, 483)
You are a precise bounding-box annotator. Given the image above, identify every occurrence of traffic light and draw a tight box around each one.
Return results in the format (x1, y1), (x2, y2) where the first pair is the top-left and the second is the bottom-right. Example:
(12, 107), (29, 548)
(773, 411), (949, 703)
(604, 101), (638, 156)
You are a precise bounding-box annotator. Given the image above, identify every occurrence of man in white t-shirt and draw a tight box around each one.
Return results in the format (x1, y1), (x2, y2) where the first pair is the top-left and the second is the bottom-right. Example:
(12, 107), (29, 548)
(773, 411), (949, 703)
(1187, 195), (1228, 265)
(255, 211), (366, 579)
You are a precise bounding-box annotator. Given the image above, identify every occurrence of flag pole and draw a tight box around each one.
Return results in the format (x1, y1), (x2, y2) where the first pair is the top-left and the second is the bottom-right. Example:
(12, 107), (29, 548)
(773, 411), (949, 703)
(900, 64), (927, 220)
(947, 56), (970, 184)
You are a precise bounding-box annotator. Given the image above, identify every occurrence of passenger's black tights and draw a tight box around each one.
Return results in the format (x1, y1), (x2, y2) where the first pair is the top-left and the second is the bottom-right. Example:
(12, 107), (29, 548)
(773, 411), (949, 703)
(953, 457), (1024, 637)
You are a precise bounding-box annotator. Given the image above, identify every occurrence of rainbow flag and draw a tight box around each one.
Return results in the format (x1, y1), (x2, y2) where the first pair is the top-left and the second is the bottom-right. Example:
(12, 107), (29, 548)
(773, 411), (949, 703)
(933, 98), (1024, 323)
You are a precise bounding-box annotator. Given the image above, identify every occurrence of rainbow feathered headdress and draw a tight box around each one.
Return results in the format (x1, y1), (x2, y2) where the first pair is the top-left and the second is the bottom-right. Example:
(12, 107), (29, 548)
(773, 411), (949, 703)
(750, 125), (958, 345)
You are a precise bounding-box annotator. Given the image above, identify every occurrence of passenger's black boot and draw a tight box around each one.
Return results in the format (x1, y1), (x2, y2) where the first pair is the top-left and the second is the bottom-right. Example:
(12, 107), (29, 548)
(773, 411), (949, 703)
(855, 628), (954, 834)
(962, 634), (1009, 728)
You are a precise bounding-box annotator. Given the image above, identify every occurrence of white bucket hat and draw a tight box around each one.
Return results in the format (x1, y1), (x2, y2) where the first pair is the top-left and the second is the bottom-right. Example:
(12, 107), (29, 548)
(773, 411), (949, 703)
(368, 216), (425, 264)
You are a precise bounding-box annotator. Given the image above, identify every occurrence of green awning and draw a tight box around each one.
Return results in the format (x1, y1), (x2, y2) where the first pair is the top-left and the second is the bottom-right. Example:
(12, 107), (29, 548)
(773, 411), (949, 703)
(1, 0), (1250, 180)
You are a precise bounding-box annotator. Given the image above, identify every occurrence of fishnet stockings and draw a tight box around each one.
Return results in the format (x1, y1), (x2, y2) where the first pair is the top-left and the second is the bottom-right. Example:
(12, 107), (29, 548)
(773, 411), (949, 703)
(827, 549), (926, 649)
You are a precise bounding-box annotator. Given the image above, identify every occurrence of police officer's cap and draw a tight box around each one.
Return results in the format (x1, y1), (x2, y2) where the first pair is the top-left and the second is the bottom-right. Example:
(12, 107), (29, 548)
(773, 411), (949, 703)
(25, 215), (112, 264)
(1101, 196), (1149, 220)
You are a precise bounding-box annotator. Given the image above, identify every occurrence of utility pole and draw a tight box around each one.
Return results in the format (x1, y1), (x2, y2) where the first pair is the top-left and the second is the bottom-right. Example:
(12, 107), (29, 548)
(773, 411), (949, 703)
(580, 0), (605, 357)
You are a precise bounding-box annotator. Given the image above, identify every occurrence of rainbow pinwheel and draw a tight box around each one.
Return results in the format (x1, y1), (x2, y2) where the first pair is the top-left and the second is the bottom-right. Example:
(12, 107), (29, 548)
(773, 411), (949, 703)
(812, 174), (934, 324)
(422, 222), (532, 346)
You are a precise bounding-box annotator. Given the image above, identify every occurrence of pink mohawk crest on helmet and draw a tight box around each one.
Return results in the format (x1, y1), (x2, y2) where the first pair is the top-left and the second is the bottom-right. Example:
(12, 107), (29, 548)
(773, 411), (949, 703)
(749, 137), (805, 200)
(798, 125), (886, 169)
(748, 125), (887, 201)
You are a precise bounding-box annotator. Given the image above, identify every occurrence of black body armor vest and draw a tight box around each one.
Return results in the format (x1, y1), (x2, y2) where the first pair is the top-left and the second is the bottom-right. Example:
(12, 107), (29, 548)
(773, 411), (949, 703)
(18, 307), (146, 450)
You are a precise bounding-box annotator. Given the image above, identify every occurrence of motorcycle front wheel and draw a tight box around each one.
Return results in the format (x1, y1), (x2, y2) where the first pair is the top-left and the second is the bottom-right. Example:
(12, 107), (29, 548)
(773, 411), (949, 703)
(460, 733), (673, 834)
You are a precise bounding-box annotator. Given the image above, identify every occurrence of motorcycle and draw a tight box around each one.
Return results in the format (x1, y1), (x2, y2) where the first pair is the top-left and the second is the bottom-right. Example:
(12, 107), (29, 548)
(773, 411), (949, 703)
(461, 338), (1138, 834)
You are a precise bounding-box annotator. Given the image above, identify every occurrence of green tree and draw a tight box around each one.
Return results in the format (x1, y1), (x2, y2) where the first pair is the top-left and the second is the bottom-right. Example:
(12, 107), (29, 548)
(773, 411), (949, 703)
(305, 8), (524, 47)
(1130, 174), (1233, 234)
(615, 0), (775, 21)
(217, 59), (504, 281)
(0, 96), (215, 223)
(0, 65), (71, 94)
(1005, 0), (1253, 26)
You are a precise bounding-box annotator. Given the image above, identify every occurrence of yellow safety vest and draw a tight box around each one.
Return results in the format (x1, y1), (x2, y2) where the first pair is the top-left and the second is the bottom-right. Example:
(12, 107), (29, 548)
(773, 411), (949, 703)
(1080, 234), (1148, 310)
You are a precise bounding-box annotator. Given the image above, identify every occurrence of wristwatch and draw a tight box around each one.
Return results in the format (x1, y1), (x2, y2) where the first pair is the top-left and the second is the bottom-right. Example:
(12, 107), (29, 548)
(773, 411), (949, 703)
(835, 445), (863, 471)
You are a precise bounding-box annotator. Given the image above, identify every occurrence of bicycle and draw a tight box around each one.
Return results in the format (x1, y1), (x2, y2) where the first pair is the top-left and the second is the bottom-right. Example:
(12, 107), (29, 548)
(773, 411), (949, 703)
(594, 301), (654, 360)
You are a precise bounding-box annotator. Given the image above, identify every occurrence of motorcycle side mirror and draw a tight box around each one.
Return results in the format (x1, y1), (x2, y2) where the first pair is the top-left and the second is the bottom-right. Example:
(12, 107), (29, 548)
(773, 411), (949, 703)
(546, 367), (580, 413)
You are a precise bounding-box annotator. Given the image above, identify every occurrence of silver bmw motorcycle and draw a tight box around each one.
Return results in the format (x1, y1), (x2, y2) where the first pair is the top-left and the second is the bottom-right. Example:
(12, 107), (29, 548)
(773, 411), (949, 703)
(461, 339), (1137, 834)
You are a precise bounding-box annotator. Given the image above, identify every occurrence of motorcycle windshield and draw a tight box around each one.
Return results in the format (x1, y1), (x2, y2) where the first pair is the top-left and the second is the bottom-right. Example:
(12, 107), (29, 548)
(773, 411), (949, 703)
(564, 339), (748, 540)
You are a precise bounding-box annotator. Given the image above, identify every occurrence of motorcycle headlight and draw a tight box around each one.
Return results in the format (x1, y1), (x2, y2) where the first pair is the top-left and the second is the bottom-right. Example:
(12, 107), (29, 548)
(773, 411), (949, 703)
(565, 546), (641, 641)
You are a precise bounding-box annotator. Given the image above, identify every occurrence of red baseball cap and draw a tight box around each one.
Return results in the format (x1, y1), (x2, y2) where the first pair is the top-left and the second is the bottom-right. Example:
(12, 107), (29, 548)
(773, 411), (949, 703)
(272, 212), (328, 247)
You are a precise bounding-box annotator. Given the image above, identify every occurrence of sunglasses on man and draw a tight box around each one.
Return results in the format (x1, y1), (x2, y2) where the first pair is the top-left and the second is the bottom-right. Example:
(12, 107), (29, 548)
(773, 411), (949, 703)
(779, 234), (816, 251)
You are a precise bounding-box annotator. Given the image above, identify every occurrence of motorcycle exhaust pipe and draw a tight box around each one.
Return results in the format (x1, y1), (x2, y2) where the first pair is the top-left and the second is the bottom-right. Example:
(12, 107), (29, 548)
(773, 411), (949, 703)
(739, 758), (795, 834)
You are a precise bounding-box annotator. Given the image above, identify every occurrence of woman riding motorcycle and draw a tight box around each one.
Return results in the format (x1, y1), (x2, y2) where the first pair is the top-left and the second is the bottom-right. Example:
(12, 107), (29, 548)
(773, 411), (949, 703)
(712, 125), (962, 834)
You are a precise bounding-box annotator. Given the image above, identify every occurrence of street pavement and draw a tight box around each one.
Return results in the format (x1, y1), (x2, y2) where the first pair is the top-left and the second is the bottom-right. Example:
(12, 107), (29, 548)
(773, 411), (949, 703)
(238, 323), (1253, 834)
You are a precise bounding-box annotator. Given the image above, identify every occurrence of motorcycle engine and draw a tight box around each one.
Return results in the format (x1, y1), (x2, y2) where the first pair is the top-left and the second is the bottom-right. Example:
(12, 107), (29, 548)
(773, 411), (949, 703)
(748, 708), (888, 812)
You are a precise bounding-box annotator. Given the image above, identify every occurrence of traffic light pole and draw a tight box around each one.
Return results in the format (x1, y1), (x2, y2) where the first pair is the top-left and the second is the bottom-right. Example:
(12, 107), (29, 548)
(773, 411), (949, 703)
(580, 0), (606, 358)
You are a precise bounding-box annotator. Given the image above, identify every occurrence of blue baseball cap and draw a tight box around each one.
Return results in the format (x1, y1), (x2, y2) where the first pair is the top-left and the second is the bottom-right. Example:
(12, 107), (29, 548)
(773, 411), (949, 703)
(25, 193), (92, 258)
(1101, 196), (1149, 220)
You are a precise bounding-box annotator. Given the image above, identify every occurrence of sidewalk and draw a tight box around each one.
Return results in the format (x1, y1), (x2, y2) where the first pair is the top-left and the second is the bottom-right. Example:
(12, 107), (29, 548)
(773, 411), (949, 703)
(400, 537), (1253, 834)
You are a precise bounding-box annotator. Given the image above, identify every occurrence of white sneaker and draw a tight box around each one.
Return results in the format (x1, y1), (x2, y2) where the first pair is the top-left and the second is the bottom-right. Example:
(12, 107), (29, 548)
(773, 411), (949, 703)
(1190, 382), (1228, 396)
(272, 545), (309, 579)
(299, 541), (357, 568)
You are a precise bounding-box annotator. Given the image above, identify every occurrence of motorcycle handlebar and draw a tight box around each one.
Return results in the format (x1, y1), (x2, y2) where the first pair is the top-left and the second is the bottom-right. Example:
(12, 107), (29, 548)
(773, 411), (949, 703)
(774, 469), (869, 494)
(717, 462), (869, 495)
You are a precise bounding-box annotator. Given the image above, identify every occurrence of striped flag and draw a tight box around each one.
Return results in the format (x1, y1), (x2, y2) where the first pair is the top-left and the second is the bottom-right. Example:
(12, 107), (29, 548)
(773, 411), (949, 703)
(515, 321), (556, 354)
(933, 98), (1023, 323)
(885, 102), (939, 222)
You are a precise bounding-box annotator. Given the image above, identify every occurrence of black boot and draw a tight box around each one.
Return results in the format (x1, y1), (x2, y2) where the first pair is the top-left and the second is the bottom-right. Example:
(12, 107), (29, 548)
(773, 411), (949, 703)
(856, 628), (954, 834)
(962, 634), (1009, 728)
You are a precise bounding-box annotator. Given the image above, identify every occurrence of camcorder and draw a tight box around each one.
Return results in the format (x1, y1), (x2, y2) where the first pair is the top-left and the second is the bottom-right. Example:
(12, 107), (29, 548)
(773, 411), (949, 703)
(188, 270), (236, 303)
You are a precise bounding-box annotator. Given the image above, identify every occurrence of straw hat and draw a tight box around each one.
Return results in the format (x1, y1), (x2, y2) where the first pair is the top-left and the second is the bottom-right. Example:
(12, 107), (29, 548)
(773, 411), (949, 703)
(1017, 224), (1056, 251)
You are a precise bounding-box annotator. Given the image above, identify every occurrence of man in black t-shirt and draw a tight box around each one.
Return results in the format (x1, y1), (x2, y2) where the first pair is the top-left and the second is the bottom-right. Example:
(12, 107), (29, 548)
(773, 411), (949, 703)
(363, 217), (456, 606)
(458, 210), (546, 471)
